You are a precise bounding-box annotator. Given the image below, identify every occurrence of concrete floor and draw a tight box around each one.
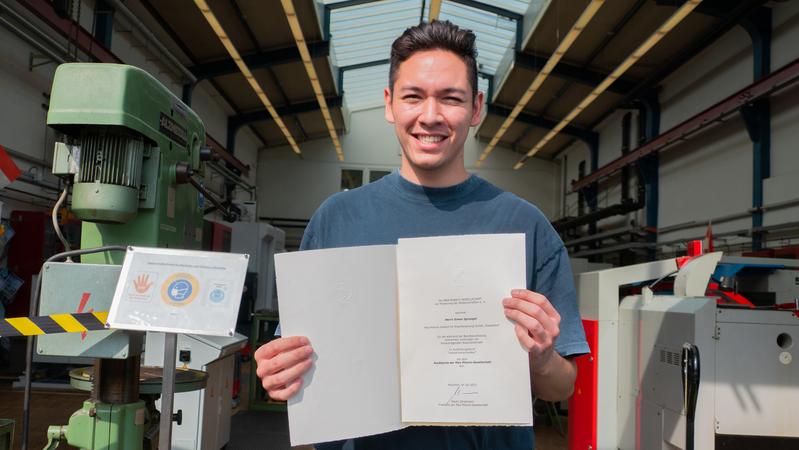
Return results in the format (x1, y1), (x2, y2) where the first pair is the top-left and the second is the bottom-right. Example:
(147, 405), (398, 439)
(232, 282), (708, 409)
(227, 409), (568, 450)
(1, 381), (568, 450)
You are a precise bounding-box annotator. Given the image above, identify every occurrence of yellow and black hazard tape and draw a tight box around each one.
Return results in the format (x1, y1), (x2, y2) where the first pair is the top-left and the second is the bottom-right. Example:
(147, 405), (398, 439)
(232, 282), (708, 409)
(0, 312), (108, 338)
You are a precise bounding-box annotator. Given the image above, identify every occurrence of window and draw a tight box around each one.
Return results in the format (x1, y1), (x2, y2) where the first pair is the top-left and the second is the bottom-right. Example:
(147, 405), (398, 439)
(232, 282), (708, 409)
(341, 169), (363, 191)
(369, 170), (391, 183)
(92, 0), (114, 48)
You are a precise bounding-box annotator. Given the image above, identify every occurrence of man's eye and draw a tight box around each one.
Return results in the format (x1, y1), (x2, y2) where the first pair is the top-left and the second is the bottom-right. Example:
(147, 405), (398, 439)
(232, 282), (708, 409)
(403, 95), (422, 101)
(444, 97), (463, 103)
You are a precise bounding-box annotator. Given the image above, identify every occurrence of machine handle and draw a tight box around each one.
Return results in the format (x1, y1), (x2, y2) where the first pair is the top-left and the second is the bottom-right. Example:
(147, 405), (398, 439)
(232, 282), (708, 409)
(681, 343), (700, 450)
(172, 409), (182, 426)
(42, 426), (65, 450)
(173, 162), (240, 222)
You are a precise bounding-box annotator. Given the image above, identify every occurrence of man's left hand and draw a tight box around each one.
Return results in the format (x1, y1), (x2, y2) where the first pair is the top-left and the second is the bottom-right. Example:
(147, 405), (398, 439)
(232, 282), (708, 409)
(503, 289), (561, 375)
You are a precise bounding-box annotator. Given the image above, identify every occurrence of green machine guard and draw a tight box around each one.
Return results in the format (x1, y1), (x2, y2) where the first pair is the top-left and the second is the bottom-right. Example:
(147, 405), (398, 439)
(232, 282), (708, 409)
(47, 63), (206, 264)
(40, 64), (212, 450)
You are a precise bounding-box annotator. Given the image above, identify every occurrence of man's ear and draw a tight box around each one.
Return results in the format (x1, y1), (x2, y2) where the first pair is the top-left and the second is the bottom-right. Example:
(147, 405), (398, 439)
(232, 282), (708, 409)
(470, 90), (484, 127)
(384, 87), (395, 123)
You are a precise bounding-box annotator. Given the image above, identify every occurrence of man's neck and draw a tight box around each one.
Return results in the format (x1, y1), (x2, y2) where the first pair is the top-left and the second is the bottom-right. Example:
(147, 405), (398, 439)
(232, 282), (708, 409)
(399, 164), (470, 188)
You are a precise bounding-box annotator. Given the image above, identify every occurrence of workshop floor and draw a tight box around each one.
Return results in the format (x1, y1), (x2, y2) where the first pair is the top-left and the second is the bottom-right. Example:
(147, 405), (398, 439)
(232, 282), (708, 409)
(1, 381), (568, 450)
(227, 409), (569, 450)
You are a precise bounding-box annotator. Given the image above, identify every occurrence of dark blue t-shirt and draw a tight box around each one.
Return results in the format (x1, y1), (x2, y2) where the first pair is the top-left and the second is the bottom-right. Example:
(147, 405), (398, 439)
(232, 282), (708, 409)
(302, 171), (588, 450)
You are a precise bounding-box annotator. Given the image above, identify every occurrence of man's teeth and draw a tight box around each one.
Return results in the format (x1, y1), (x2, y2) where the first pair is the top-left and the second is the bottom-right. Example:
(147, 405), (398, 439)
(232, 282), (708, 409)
(418, 135), (444, 144)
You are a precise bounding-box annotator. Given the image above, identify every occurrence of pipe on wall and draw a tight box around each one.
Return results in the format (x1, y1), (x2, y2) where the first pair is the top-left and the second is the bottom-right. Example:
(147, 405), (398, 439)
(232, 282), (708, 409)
(0, 1), (69, 64)
(658, 198), (799, 234)
(105, 0), (197, 84)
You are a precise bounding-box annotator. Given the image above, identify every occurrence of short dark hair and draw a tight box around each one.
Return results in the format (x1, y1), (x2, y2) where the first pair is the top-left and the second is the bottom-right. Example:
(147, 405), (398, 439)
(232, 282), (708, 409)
(389, 20), (478, 100)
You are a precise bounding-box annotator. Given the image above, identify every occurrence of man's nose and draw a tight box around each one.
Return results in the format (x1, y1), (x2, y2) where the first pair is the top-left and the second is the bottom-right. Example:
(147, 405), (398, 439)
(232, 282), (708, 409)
(419, 98), (442, 124)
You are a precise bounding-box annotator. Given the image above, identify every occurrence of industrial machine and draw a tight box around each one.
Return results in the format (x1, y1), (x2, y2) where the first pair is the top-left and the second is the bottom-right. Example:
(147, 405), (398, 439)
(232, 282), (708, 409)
(144, 332), (246, 450)
(569, 245), (799, 450)
(230, 222), (285, 313)
(28, 63), (236, 450)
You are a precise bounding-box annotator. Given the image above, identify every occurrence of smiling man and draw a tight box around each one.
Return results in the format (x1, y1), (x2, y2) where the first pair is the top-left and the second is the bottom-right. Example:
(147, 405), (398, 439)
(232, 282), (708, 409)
(255, 21), (589, 449)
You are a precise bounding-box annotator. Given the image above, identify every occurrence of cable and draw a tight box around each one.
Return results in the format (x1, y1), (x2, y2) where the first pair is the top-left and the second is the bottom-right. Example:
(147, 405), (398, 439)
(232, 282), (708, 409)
(647, 270), (679, 290)
(52, 180), (72, 259)
(21, 245), (128, 450)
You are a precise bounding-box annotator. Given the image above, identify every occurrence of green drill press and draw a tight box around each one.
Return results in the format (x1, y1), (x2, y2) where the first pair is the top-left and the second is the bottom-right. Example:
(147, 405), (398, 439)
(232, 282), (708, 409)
(32, 63), (232, 450)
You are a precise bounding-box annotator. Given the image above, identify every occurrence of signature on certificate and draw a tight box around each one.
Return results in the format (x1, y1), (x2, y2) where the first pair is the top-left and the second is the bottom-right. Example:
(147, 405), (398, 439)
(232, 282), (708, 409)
(446, 384), (480, 404)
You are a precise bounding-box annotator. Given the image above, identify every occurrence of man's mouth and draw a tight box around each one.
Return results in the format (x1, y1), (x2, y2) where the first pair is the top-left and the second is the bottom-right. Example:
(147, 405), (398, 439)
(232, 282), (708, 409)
(414, 134), (446, 144)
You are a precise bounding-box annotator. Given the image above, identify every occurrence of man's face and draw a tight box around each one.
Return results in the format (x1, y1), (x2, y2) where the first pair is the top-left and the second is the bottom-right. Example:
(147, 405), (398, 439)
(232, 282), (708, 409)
(385, 49), (483, 176)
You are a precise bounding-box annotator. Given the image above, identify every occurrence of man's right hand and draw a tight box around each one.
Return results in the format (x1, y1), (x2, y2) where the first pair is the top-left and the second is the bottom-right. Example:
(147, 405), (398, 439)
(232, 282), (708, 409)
(254, 336), (314, 401)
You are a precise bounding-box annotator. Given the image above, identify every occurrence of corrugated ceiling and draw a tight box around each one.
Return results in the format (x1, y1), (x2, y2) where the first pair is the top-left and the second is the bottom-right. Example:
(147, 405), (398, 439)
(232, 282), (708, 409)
(325, 0), (533, 110)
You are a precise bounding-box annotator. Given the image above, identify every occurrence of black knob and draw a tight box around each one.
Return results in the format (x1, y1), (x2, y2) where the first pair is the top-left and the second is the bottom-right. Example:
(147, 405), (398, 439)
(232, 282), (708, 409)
(174, 163), (193, 184)
(199, 146), (219, 162)
(172, 409), (182, 426)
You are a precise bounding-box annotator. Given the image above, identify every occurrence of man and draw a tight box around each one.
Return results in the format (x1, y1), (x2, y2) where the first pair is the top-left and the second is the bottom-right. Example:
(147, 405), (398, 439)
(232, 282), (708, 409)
(255, 20), (588, 449)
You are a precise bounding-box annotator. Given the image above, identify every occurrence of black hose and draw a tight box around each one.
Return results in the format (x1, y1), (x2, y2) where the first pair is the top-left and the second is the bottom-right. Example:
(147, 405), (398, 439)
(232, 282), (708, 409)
(682, 343), (701, 450)
(21, 245), (128, 450)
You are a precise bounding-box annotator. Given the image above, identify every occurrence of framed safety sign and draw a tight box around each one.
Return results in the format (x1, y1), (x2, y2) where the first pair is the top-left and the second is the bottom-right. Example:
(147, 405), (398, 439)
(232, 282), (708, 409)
(108, 246), (249, 336)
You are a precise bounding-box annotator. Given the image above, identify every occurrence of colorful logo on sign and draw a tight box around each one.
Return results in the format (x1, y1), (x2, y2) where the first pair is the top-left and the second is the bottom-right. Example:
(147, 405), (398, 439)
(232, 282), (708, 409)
(161, 272), (199, 307)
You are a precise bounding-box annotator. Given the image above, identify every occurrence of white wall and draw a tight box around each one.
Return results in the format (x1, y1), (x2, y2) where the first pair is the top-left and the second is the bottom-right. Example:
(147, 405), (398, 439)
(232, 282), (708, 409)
(556, 1), (799, 254)
(655, 25), (754, 247)
(765, 3), (799, 229)
(657, 1), (799, 249)
(258, 105), (561, 221)
(0, 10), (64, 214)
(0, 0), (258, 220)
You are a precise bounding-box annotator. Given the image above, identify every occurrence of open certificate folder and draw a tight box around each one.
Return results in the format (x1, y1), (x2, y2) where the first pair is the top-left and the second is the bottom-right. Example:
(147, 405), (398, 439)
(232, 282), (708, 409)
(275, 234), (532, 446)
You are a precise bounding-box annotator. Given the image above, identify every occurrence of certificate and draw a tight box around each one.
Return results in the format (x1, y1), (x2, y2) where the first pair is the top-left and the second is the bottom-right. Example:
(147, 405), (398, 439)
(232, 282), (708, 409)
(275, 234), (532, 446)
(275, 245), (403, 444)
(397, 234), (532, 425)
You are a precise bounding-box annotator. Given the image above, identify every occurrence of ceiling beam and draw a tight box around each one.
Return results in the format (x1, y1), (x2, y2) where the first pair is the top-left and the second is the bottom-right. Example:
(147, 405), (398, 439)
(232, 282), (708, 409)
(230, 96), (343, 128)
(447, 0), (522, 20)
(514, 0), (702, 169)
(475, 0), (605, 167)
(340, 58), (390, 72)
(139, 0), (268, 157)
(194, 0), (303, 156)
(596, 0), (768, 127)
(327, 0), (384, 10)
(281, 0), (343, 160)
(189, 41), (330, 80)
(515, 51), (640, 95)
(486, 104), (597, 144)
(655, 0), (729, 18)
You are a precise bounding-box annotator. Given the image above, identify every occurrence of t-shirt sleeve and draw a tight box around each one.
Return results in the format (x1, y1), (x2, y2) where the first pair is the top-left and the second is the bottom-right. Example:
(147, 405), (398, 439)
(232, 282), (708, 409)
(534, 245), (589, 358)
(300, 211), (321, 251)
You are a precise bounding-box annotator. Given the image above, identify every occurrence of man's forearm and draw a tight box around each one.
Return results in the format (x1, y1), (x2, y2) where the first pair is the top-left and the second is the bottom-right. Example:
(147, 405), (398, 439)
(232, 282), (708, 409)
(530, 352), (577, 401)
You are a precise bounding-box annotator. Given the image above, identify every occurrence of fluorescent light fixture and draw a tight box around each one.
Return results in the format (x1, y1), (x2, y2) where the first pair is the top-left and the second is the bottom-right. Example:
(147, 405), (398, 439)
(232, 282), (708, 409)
(476, 0), (605, 167)
(193, 0), (302, 156)
(429, 0), (442, 21)
(514, 0), (702, 170)
(282, 0), (344, 161)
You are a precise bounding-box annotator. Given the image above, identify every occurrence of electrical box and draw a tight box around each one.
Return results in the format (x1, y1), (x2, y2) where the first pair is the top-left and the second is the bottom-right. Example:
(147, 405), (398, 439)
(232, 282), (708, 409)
(144, 331), (246, 450)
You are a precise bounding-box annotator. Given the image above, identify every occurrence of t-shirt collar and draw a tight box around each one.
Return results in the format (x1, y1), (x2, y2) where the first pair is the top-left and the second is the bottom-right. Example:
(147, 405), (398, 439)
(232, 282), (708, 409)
(387, 170), (481, 203)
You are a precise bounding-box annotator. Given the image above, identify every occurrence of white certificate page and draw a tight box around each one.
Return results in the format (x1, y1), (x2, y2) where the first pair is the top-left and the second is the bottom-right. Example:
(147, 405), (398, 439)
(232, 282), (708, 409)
(275, 245), (403, 446)
(397, 234), (533, 425)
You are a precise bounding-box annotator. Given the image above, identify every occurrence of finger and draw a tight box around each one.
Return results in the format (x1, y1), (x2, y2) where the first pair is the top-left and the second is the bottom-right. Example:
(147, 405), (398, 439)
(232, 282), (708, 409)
(268, 377), (304, 401)
(511, 289), (560, 320)
(505, 307), (550, 345)
(261, 357), (313, 392)
(514, 323), (535, 352)
(503, 297), (553, 332)
(254, 336), (309, 361)
(256, 344), (313, 378)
